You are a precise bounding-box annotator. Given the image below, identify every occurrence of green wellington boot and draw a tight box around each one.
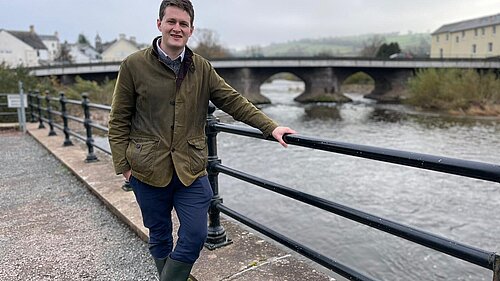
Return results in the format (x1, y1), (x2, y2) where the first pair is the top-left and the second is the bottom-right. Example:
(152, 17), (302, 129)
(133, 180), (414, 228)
(153, 258), (167, 278)
(160, 257), (194, 281)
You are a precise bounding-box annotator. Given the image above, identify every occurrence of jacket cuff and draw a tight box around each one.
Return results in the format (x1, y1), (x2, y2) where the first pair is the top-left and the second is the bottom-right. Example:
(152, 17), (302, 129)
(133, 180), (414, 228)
(115, 163), (131, 175)
(262, 122), (279, 139)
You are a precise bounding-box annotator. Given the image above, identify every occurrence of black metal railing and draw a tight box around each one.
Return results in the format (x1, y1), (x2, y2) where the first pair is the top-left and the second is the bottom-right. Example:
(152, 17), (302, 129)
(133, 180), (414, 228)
(28, 95), (499, 281)
(203, 104), (500, 281)
(0, 93), (19, 121)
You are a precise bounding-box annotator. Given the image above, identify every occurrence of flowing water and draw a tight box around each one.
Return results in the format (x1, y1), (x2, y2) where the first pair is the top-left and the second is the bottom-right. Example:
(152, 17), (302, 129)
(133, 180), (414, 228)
(214, 80), (500, 281)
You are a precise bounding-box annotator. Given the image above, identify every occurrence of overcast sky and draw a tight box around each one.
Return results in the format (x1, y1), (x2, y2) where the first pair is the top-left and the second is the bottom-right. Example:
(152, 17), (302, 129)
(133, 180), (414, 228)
(1, 0), (499, 49)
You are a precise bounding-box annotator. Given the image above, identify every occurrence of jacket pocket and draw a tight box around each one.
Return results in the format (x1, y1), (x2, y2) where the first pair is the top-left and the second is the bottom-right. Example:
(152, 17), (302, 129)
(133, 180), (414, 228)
(126, 137), (159, 177)
(187, 136), (207, 174)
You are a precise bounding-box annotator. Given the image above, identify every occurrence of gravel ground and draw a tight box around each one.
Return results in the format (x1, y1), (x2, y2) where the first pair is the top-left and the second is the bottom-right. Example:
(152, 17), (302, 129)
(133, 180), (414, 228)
(0, 131), (157, 281)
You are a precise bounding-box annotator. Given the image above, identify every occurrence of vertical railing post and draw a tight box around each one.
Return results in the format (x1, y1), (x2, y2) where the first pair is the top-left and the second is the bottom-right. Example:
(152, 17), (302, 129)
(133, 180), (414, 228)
(82, 93), (98, 162)
(36, 90), (45, 129)
(204, 103), (232, 250)
(59, 92), (73, 146)
(493, 253), (500, 281)
(45, 91), (56, 136)
(29, 91), (36, 123)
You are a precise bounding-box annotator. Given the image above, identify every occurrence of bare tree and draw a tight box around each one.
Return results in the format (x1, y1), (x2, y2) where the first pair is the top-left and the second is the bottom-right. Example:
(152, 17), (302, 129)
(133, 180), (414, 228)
(245, 45), (264, 57)
(190, 28), (230, 59)
(359, 35), (386, 58)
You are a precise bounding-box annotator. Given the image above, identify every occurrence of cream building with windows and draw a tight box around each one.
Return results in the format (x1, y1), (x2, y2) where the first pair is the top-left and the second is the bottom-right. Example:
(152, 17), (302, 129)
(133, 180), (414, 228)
(431, 13), (499, 58)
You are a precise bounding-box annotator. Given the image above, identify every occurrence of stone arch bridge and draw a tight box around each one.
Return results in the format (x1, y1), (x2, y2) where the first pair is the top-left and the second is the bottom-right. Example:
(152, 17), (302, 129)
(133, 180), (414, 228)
(30, 57), (500, 104)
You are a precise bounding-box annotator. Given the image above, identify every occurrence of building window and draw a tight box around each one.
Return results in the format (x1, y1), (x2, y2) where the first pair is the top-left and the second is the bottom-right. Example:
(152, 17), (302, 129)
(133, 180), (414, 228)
(462, 31), (465, 37)
(481, 28), (485, 35)
(456, 36), (459, 43)
(436, 35), (439, 43)
(446, 34), (449, 40)
(472, 44), (477, 53)
(494, 26), (497, 34)
(488, 42), (493, 52)
(474, 28), (478, 36)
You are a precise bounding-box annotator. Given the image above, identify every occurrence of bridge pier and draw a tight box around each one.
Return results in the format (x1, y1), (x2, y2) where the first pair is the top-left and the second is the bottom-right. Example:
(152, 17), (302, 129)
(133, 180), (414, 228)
(365, 69), (413, 102)
(294, 68), (351, 103)
(217, 68), (272, 104)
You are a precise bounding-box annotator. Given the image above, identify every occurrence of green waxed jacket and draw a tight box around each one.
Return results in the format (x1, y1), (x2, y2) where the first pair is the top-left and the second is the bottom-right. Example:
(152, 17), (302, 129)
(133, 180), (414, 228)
(108, 37), (279, 187)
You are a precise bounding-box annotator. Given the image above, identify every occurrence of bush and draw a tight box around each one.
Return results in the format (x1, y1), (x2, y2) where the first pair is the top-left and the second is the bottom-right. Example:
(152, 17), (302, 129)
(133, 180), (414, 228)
(406, 68), (500, 111)
(343, 72), (374, 85)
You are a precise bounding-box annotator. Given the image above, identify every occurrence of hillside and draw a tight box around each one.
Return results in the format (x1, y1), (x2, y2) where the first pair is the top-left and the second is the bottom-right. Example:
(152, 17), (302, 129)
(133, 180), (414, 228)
(234, 32), (431, 57)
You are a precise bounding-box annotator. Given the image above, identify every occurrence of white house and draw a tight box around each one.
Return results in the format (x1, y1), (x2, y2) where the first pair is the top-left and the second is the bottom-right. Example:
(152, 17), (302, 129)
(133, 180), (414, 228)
(66, 43), (101, 64)
(39, 33), (60, 62)
(0, 26), (48, 67)
(100, 34), (141, 62)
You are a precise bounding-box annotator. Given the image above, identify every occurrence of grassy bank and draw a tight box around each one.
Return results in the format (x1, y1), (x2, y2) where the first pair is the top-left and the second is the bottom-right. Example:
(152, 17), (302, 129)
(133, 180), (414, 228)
(406, 68), (500, 116)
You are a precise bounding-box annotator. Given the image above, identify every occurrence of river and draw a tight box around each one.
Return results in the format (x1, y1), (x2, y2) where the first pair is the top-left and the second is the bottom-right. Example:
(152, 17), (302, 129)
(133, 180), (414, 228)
(214, 80), (500, 281)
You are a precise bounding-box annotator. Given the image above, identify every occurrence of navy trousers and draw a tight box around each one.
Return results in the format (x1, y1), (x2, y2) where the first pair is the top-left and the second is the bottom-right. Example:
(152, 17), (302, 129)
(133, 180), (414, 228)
(129, 173), (213, 264)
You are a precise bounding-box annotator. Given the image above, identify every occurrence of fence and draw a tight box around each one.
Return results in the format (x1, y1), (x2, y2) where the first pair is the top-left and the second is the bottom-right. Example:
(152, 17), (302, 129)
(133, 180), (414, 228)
(28, 91), (500, 281)
(0, 93), (18, 121)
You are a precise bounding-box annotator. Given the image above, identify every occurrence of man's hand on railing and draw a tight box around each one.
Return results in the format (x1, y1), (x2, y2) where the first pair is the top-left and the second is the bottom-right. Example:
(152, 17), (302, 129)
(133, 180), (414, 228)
(272, 126), (297, 148)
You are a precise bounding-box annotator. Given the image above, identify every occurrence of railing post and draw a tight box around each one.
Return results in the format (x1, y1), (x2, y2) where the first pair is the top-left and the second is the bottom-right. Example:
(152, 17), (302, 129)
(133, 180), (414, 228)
(28, 91), (36, 123)
(36, 90), (45, 129)
(493, 254), (500, 281)
(59, 92), (73, 146)
(204, 103), (232, 250)
(45, 91), (56, 136)
(82, 93), (98, 162)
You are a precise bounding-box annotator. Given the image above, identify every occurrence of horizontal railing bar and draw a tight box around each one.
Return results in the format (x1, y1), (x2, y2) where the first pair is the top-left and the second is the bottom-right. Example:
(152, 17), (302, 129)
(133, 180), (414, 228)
(91, 142), (111, 155)
(210, 123), (500, 183)
(51, 110), (62, 116)
(214, 163), (496, 270)
(212, 122), (266, 140)
(52, 123), (64, 130)
(284, 134), (500, 184)
(66, 115), (84, 123)
(217, 203), (378, 281)
(67, 130), (86, 142)
(89, 122), (108, 133)
(65, 99), (82, 106)
(88, 102), (111, 111)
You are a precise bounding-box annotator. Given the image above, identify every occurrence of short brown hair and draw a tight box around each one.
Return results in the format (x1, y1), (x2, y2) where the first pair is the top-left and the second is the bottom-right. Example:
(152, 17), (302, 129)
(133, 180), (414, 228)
(159, 0), (195, 26)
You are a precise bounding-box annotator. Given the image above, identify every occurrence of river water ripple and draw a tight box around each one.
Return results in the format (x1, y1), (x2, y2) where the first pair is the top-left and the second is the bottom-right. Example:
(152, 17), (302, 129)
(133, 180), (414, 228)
(215, 80), (500, 281)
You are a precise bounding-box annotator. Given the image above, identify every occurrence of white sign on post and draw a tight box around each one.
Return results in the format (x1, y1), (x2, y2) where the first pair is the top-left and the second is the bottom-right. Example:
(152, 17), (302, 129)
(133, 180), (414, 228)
(7, 94), (28, 108)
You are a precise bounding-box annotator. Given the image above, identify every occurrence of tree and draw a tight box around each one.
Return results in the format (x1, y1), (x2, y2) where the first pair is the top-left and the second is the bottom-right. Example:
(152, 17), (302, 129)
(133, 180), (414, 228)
(376, 42), (401, 58)
(190, 28), (230, 59)
(54, 41), (73, 64)
(245, 45), (264, 57)
(78, 33), (90, 45)
(359, 35), (385, 57)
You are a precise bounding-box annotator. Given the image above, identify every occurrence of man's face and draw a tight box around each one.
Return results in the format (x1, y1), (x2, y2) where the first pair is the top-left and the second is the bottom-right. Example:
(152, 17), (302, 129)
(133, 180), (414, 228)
(157, 6), (193, 54)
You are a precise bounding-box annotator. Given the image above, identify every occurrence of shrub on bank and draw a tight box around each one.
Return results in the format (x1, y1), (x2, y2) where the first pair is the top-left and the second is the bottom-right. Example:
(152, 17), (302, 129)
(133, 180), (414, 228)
(36, 76), (116, 105)
(406, 68), (500, 113)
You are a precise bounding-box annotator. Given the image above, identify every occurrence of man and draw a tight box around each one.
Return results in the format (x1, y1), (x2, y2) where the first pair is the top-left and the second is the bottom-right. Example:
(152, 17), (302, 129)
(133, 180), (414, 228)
(108, 0), (296, 280)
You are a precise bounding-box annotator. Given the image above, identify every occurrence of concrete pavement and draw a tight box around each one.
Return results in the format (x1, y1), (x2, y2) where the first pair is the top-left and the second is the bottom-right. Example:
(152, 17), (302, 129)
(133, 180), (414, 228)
(25, 122), (334, 281)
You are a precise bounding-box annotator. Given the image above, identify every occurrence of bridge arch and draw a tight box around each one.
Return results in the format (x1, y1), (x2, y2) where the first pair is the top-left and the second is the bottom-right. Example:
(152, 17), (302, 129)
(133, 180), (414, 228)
(340, 71), (375, 96)
(260, 72), (305, 103)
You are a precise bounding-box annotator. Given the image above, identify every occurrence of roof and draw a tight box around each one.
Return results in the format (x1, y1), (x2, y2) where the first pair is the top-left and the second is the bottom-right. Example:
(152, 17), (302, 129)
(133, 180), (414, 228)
(39, 34), (58, 41)
(432, 13), (500, 34)
(7, 30), (47, 50)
